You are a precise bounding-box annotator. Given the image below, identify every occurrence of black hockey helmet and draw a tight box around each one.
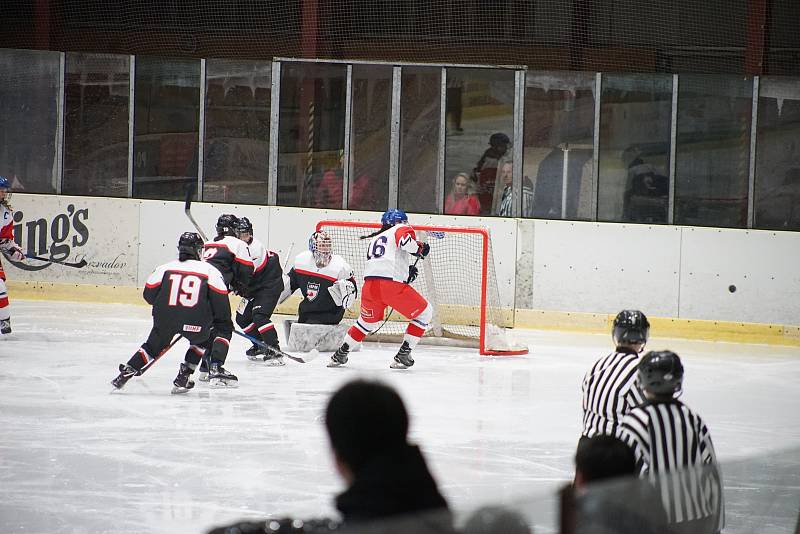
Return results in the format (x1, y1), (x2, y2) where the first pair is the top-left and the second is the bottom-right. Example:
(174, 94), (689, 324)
(612, 309), (650, 347)
(235, 216), (253, 236)
(177, 231), (204, 260)
(637, 350), (684, 396)
(216, 214), (239, 237)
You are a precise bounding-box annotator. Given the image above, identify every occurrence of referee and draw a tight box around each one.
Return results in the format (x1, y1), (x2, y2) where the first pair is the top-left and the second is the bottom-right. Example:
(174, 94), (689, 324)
(580, 309), (650, 445)
(620, 351), (724, 534)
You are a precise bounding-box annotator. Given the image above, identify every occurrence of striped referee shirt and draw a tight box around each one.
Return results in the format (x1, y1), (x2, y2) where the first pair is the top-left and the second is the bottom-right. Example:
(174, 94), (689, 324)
(581, 348), (645, 438)
(620, 399), (725, 530)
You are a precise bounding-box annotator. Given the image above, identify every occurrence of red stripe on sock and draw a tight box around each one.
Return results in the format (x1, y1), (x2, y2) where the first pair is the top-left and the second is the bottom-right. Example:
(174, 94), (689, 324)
(258, 323), (275, 333)
(0, 297), (8, 307)
(406, 323), (425, 338)
(348, 325), (368, 343)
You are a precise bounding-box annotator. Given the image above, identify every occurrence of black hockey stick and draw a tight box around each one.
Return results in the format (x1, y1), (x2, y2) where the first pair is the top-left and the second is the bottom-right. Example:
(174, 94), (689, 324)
(184, 183), (209, 241)
(28, 255), (88, 269)
(138, 335), (182, 376)
(233, 329), (311, 364)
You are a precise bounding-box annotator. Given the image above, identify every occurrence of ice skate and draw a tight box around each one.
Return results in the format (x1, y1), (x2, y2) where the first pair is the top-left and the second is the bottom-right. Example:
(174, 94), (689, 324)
(327, 343), (350, 368)
(245, 344), (262, 361)
(262, 348), (286, 367)
(390, 341), (414, 369)
(208, 362), (239, 388)
(111, 364), (137, 390)
(0, 319), (10, 335)
(171, 363), (195, 395)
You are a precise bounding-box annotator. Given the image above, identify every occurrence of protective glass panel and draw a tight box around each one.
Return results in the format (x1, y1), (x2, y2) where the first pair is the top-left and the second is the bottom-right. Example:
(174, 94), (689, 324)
(203, 59), (271, 204)
(444, 68), (515, 216)
(674, 75), (752, 228)
(277, 62), (347, 208)
(63, 53), (130, 197)
(399, 66), (441, 214)
(132, 56), (201, 200)
(523, 72), (596, 220)
(0, 49), (60, 194)
(349, 64), (391, 212)
(597, 74), (672, 224)
(754, 77), (800, 231)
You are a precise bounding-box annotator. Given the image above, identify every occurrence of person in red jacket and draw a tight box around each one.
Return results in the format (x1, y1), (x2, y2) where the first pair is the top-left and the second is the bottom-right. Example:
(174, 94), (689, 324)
(444, 172), (481, 215)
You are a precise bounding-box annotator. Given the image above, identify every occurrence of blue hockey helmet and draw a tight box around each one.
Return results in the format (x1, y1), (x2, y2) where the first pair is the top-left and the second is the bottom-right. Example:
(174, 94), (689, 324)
(381, 209), (408, 227)
(0, 176), (11, 201)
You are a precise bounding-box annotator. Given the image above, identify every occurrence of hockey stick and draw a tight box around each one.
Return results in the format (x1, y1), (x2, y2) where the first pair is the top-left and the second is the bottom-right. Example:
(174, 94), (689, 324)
(28, 256), (87, 269)
(184, 183), (209, 241)
(138, 334), (182, 376)
(233, 329), (312, 364)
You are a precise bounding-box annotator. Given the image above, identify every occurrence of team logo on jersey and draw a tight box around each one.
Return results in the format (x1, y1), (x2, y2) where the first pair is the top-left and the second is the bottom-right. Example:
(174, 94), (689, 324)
(306, 282), (320, 301)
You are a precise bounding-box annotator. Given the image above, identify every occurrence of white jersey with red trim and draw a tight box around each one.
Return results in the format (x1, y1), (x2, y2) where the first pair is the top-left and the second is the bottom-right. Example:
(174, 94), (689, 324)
(0, 203), (13, 241)
(363, 224), (421, 282)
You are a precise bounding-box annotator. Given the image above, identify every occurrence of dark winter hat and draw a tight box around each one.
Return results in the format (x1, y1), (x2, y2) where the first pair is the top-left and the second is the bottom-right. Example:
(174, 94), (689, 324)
(325, 380), (409, 471)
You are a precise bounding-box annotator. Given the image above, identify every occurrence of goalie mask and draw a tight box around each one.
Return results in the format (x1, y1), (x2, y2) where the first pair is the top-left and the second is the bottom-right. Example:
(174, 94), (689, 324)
(309, 231), (332, 267)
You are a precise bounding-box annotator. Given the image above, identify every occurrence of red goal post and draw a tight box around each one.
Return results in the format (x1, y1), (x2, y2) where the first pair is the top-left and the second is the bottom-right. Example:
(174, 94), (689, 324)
(316, 220), (528, 356)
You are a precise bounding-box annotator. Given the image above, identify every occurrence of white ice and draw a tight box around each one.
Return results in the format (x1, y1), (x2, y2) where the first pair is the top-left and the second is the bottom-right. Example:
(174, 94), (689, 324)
(0, 300), (798, 534)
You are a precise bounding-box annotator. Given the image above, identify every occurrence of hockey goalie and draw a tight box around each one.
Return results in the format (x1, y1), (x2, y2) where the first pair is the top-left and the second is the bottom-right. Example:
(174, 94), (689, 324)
(279, 231), (359, 352)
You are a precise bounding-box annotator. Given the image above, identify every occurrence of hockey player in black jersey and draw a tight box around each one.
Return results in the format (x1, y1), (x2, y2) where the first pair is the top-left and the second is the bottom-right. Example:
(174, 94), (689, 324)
(234, 217), (287, 365)
(280, 230), (358, 352)
(194, 214), (254, 380)
(110, 232), (237, 392)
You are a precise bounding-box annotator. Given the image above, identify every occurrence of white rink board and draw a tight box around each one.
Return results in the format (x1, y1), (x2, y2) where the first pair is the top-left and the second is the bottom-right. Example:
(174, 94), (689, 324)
(8, 193), (800, 326)
(6, 194), (139, 285)
(679, 227), (800, 323)
(136, 200), (271, 286)
(530, 220), (682, 316)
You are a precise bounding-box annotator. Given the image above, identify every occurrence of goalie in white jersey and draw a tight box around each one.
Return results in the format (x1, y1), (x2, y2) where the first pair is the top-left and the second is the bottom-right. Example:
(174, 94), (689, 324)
(328, 209), (432, 369)
(280, 231), (358, 352)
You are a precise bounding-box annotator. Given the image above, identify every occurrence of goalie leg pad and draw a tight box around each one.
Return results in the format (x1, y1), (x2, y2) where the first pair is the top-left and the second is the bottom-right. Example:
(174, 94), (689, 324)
(287, 322), (351, 352)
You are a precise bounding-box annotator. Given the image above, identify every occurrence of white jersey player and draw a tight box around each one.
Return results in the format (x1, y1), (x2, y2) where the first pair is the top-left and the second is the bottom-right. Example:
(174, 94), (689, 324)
(280, 231), (358, 352)
(0, 176), (25, 335)
(328, 209), (432, 369)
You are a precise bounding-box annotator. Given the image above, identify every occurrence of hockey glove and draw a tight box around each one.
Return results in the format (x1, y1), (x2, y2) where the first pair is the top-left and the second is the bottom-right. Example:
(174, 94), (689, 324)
(414, 241), (430, 259)
(0, 239), (24, 262)
(407, 265), (419, 284)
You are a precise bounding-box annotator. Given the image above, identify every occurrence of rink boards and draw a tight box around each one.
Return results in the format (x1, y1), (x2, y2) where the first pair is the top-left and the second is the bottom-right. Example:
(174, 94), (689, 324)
(5, 193), (800, 346)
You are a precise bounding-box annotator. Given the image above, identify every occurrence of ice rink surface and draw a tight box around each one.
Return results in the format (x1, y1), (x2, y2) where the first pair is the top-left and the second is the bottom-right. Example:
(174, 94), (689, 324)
(1, 300), (798, 534)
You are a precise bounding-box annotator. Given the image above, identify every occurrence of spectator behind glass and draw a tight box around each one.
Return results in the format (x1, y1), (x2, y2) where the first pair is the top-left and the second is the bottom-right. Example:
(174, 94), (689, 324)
(473, 132), (510, 214)
(621, 145), (668, 223)
(326, 379), (455, 533)
(569, 435), (668, 534)
(495, 162), (534, 217)
(445, 172), (481, 215)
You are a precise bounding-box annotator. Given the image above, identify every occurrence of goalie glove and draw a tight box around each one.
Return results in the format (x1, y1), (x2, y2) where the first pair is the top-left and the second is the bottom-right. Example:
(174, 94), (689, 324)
(0, 239), (24, 262)
(328, 279), (358, 309)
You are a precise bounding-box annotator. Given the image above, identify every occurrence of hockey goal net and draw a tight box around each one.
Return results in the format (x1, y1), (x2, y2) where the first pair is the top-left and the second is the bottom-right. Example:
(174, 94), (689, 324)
(316, 220), (528, 356)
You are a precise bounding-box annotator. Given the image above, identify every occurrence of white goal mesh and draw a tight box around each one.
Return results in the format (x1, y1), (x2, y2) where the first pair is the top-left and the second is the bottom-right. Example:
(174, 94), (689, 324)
(317, 220), (527, 355)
